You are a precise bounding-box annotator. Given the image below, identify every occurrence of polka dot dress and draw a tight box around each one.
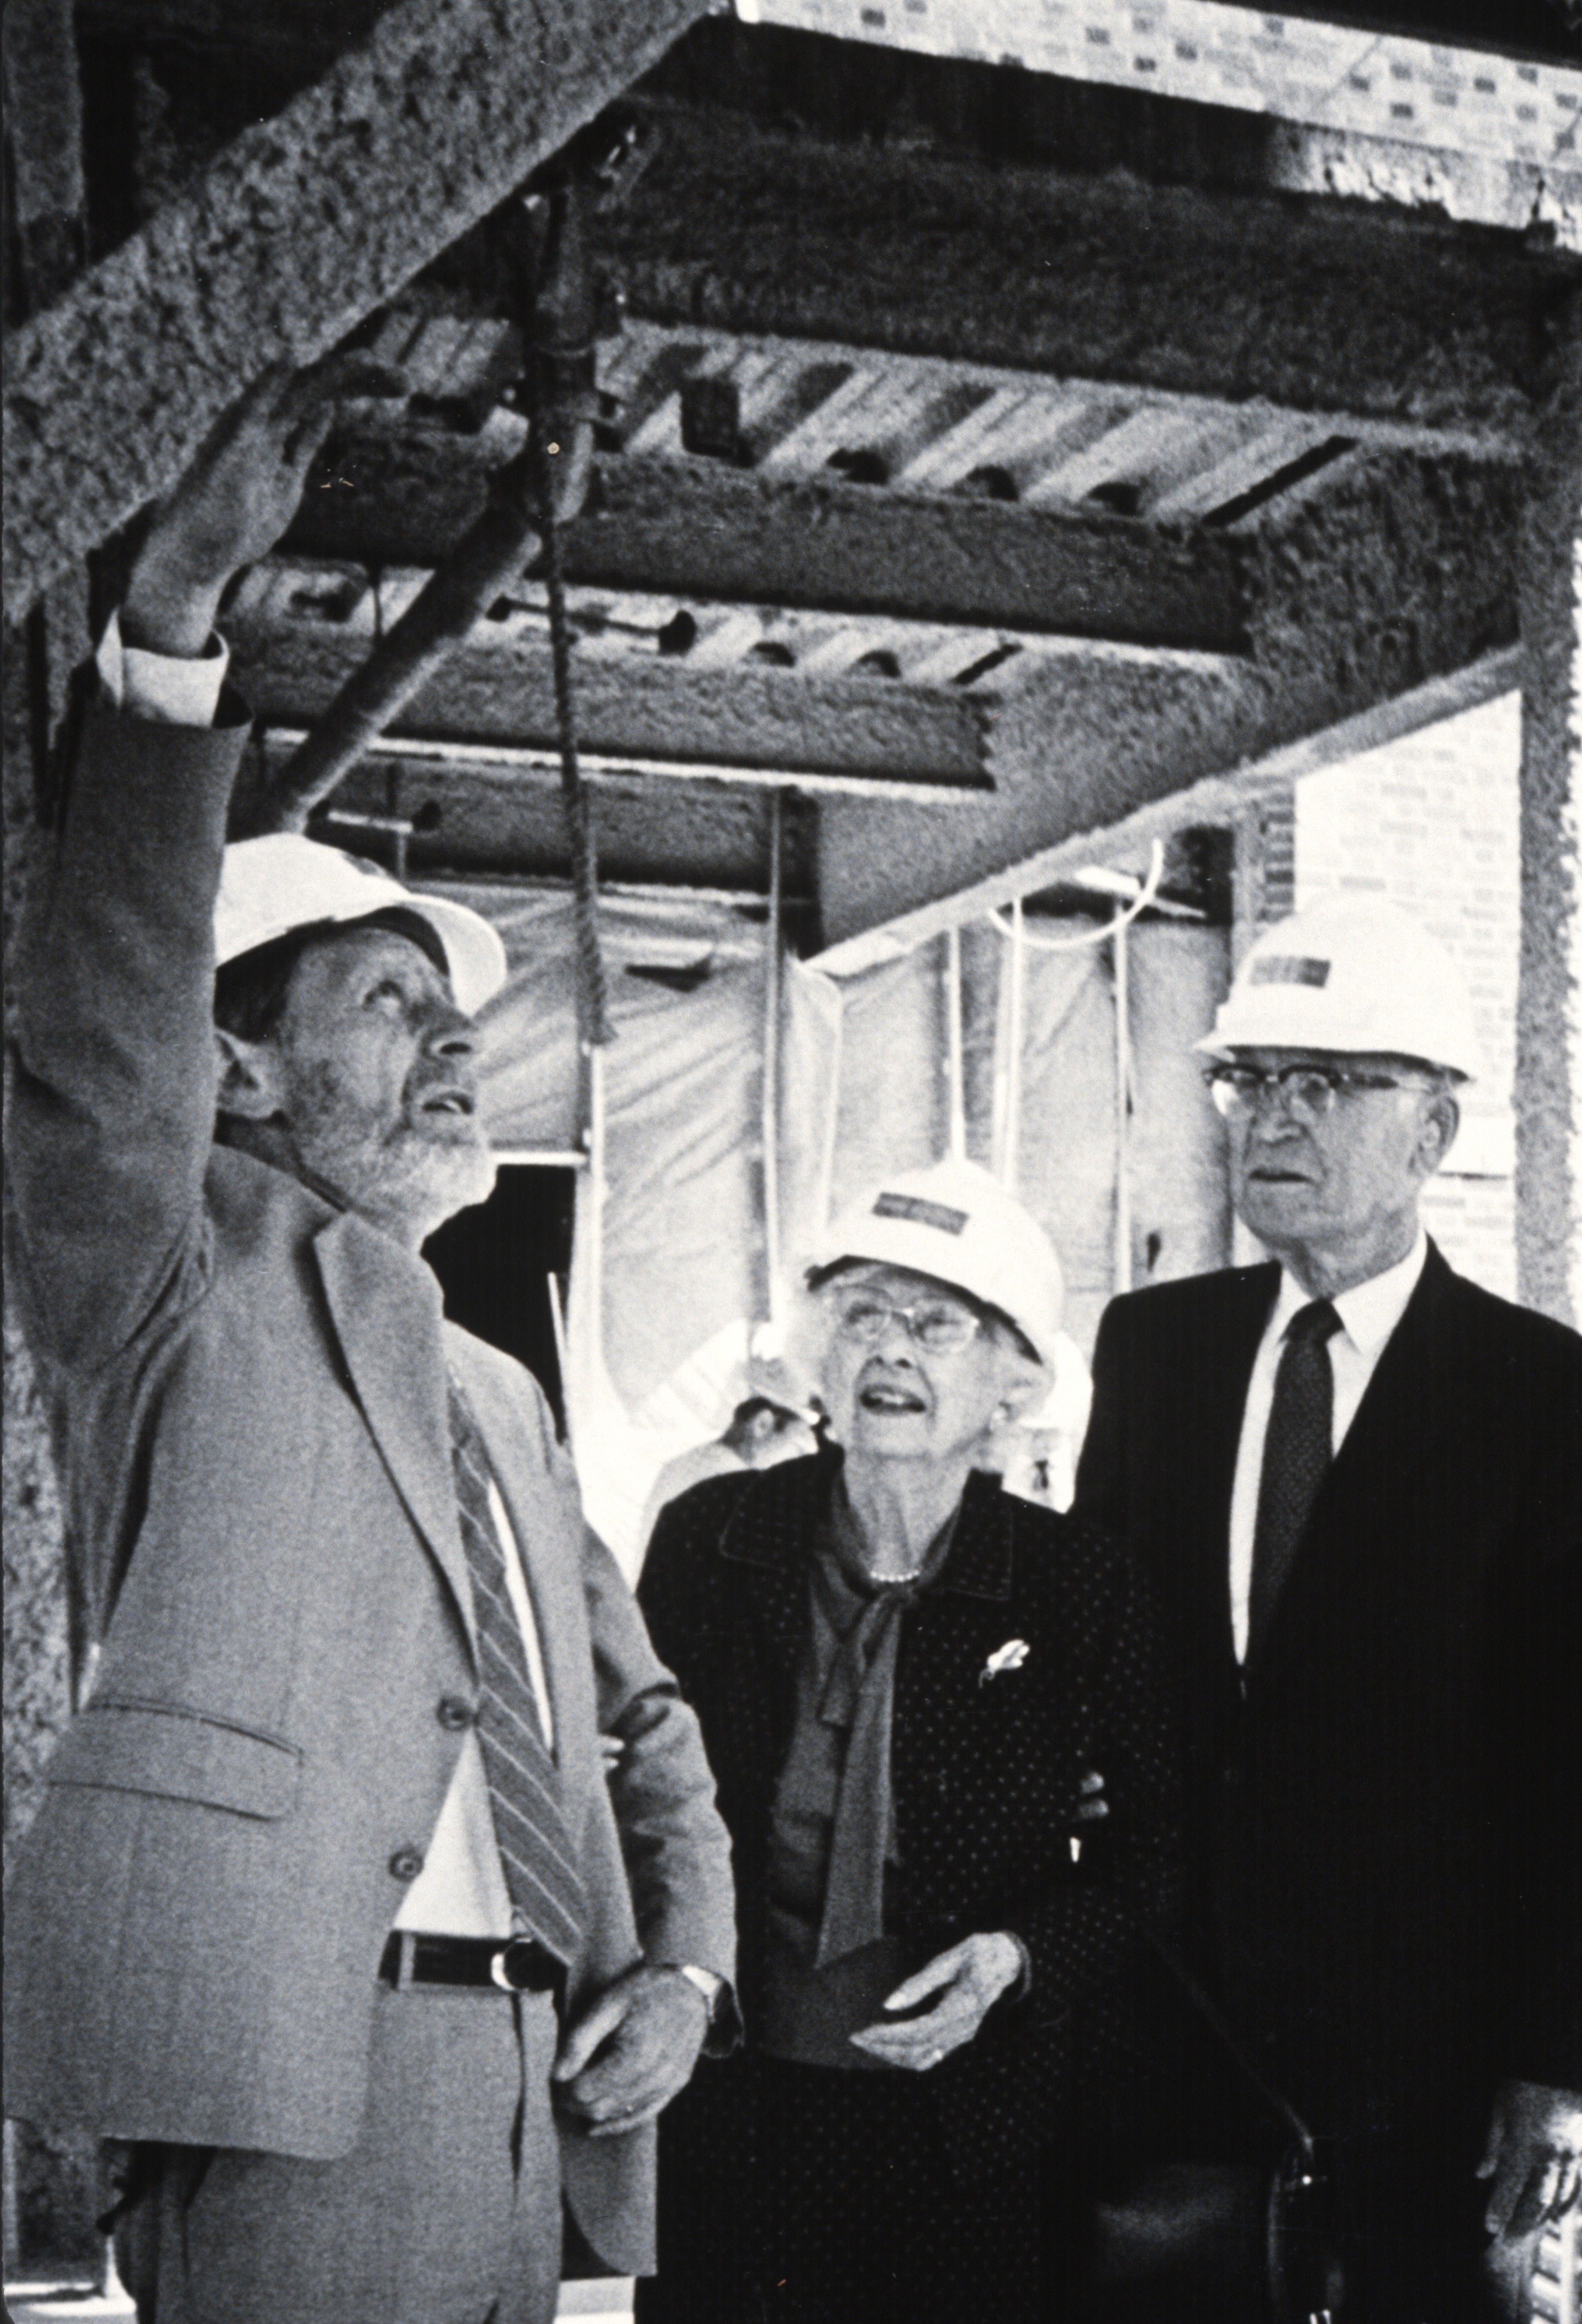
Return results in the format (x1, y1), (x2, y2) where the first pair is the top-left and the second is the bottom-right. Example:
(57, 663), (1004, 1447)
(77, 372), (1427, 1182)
(637, 1454), (1181, 2323)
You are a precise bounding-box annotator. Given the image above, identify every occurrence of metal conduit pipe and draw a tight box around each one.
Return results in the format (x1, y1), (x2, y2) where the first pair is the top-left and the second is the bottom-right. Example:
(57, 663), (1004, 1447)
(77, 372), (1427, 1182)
(261, 448), (547, 834)
(945, 925), (967, 1163)
(762, 792), (785, 1323)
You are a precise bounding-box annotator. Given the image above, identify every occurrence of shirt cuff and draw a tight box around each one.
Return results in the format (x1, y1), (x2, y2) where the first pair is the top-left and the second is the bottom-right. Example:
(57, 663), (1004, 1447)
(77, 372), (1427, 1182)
(96, 610), (230, 727)
(1004, 1932), (1034, 2001)
(668, 1965), (742, 2056)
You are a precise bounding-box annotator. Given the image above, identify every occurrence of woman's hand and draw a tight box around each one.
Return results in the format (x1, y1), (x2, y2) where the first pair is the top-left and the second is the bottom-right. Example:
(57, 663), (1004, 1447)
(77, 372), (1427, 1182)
(848, 1932), (1025, 2071)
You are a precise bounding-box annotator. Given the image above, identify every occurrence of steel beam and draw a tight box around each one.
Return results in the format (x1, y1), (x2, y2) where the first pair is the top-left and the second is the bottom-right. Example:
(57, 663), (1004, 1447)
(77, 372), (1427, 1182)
(226, 616), (995, 789)
(810, 647), (1527, 973)
(293, 434), (1252, 651)
(2, 0), (713, 620)
(600, 107), (1579, 434)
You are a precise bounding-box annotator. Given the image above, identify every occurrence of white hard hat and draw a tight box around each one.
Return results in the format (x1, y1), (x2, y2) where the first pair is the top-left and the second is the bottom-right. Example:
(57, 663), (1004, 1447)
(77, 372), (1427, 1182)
(215, 835), (507, 1017)
(808, 1158), (1064, 1368)
(1196, 896), (1481, 1081)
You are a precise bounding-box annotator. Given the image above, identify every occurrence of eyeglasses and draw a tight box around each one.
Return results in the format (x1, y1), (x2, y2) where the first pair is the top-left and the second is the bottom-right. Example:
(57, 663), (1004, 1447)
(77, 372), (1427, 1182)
(833, 1293), (985, 1353)
(1204, 1062), (1438, 1124)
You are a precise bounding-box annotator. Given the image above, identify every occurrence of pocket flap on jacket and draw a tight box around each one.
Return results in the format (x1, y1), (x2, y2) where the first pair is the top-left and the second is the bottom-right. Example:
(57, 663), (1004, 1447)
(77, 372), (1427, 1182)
(45, 1700), (301, 1820)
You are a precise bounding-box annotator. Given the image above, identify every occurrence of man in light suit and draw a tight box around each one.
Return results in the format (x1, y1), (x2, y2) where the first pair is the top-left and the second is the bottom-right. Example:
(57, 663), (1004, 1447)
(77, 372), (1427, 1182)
(1076, 896), (1581, 2321)
(3, 368), (737, 2324)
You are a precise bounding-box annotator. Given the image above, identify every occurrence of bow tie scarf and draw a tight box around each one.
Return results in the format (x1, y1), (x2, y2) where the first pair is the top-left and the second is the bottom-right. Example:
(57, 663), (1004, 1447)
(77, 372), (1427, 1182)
(447, 1377), (586, 1964)
(811, 1502), (958, 1970)
(1247, 1300), (1343, 1670)
(812, 1582), (911, 1969)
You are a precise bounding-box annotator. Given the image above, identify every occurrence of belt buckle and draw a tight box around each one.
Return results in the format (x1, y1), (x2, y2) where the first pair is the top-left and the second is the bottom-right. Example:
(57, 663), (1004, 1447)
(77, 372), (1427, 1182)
(491, 1935), (547, 1993)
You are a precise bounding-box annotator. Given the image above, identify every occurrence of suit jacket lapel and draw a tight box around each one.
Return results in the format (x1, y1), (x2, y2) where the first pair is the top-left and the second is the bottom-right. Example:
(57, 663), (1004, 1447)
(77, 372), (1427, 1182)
(313, 1214), (477, 1663)
(1200, 1265), (1282, 1669)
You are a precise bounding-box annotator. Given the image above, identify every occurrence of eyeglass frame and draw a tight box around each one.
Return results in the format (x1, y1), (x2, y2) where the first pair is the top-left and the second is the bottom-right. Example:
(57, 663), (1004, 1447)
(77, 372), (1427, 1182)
(1203, 1060), (1444, 1124)
(828, 1288), (990, 1355)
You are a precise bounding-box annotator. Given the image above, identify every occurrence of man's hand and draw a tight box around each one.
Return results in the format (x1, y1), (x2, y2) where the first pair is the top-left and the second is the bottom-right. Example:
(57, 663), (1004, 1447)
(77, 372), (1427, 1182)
(122, 355), (402, 658)
(848, 1931), (1025, 2072)
(551, 1963), (708, 2137)
(1476, 2078), (1582, 2237)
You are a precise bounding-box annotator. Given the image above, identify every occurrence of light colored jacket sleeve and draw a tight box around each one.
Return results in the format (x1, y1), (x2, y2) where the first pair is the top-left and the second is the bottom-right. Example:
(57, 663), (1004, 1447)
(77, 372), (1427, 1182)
(5, 696), (250, 1375)
(580, 1505), (738, 2007)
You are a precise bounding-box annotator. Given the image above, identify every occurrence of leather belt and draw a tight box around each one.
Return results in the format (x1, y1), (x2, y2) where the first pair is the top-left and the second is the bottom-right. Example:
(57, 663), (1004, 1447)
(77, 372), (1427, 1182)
(378, 1930), (565, 2003)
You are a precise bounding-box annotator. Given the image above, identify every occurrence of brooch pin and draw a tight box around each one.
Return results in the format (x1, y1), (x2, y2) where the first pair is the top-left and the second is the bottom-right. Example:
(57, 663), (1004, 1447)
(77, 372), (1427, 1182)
(980, 1639), (1030, 1685)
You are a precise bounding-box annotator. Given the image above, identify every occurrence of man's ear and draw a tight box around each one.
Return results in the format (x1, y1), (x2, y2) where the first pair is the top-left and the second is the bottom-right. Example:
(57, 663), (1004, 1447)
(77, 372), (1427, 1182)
(1417, 1087), (1461, 1178)
(214, 1027), (285, 1122)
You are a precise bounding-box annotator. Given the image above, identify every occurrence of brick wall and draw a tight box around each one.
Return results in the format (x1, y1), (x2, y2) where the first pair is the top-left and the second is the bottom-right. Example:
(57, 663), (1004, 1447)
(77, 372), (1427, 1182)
(1292, 690), (1522, 1300)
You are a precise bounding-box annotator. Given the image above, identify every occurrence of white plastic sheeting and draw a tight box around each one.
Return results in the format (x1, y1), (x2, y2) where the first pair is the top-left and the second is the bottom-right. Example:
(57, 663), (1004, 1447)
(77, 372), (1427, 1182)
(433, 878), (1230, 1574)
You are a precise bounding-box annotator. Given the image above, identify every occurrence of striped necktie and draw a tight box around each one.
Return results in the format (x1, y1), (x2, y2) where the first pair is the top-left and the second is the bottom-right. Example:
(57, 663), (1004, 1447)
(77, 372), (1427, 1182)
(447, 1376), (586, 1964)
(1247, 1298), (1343, 1669)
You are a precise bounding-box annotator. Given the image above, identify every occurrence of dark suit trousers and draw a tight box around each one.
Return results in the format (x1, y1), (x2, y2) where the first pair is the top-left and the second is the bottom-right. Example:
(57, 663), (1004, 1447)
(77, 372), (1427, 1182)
(113, 1979), (562, 2324)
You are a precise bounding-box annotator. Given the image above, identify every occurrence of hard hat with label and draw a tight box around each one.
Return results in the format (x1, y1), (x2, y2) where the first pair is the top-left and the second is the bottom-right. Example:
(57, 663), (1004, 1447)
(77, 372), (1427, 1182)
(806, 1157), (1064, 1369)
(1195, 896), (1481, 1081)
(215, 834), (507, 1017)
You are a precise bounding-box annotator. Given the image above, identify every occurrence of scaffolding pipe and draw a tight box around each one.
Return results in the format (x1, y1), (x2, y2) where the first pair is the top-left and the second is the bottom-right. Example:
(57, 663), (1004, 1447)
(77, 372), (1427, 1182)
(1112, 902), (1133, 1296)
(762, 793), (785, 1323)
(261, 453), (543, 832)
(1003, 896), (1026, 1194)
(819, 985), (844, 1232)
(945, 926), (966, 1161)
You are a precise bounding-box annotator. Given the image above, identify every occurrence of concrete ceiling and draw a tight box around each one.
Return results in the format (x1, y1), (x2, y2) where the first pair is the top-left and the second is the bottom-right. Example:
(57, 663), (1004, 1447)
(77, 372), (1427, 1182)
(7, 0), (1571, 950)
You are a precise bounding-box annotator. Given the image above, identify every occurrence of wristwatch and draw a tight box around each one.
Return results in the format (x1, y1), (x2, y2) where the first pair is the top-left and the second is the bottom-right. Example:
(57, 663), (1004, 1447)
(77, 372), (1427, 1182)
(675, 1963), (726, 2022)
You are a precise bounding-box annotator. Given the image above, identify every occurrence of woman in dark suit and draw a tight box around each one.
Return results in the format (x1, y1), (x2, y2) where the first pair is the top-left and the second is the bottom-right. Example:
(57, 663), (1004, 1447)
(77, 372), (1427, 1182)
(636, 1160), (1177, 2324)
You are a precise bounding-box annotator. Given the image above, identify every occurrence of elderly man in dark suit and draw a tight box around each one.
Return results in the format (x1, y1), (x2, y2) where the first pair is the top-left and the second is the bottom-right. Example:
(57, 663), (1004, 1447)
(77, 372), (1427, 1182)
(3, 369), (736, 2324)
(1077, 895), (1582, 2320)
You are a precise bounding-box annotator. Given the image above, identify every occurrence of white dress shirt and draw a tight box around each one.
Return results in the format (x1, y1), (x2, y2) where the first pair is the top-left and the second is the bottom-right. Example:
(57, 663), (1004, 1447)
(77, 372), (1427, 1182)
(396, 1478), (558, 1937)
(99, 617), (555, 1939)
(1227, 1231), (1428, 1662)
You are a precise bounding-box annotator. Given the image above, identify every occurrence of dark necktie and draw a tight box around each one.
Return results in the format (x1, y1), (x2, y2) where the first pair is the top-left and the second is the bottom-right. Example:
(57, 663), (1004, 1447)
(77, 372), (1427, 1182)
(447, 1377), (586, 1964)
(1247, 1299), (1343, 1668)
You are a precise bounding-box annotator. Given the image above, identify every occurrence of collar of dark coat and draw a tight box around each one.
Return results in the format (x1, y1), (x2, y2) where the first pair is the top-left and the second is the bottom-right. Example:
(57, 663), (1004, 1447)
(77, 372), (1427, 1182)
(717, 1448), (1015, 1602)
(1219, 1237), (1458, 1380)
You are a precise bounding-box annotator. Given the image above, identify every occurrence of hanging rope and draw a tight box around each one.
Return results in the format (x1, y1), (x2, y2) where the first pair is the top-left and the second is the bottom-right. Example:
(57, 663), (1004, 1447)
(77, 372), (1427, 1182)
(532, 415), (613, 1050)
(985, 841), (1167, 955)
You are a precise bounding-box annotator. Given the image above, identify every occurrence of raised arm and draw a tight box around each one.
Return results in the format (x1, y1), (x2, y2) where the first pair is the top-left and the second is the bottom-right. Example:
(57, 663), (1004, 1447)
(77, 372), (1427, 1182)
(5, 366), (363, 1374)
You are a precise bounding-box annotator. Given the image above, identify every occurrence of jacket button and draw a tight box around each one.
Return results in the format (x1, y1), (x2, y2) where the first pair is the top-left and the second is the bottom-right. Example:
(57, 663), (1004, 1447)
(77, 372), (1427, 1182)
(1222, 1765), (1242, 1789)
(389, 1847), (425, 1881)
(437, 1696), (476, 1731)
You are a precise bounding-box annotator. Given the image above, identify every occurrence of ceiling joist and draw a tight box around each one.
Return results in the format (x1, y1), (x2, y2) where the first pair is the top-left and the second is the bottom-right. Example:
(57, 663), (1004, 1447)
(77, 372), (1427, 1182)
(293, 315), (1520, 652)
(1, 0), (716, 622)
(226, 555), (1014, 787)
(811, 644), (1527, 973)
(600, 105), (1580, 433)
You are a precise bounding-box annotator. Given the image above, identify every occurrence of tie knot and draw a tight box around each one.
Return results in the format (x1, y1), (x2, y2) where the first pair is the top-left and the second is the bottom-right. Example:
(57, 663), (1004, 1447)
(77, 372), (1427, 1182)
(1286, 1298), (1342, 1347)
